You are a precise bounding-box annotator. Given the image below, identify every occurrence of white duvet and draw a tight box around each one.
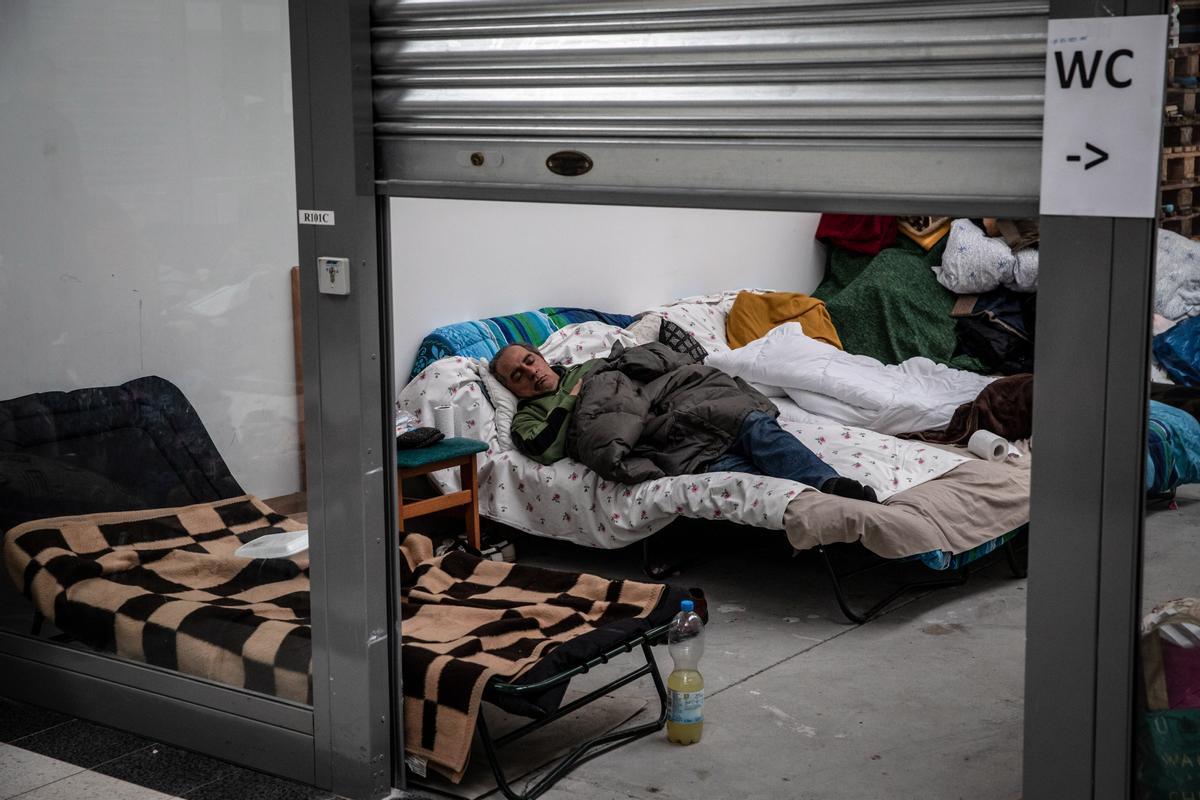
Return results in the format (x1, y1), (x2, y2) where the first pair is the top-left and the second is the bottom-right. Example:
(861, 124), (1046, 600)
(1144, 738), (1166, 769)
(704, 322), (994, 435)
(397, 315), (967, 550)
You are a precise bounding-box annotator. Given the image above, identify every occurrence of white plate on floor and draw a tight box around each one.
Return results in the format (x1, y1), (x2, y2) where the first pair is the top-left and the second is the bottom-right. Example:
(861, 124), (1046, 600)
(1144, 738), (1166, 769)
(235, 530), (308, 559)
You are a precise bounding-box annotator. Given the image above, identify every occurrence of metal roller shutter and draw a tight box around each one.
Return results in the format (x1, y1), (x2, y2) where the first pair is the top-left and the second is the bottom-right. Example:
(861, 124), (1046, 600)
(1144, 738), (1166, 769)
(371, 0), (1049, 213)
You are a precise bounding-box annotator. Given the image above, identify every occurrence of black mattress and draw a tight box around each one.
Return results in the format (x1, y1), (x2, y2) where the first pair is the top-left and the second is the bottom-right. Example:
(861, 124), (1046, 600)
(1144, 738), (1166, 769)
(488, 584), (703, 719)
(0, 376), (243, 533)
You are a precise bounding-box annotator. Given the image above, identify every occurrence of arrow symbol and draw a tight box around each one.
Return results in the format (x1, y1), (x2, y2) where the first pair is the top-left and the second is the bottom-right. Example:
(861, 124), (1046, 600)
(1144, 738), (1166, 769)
(1066, 142), (1109, 170)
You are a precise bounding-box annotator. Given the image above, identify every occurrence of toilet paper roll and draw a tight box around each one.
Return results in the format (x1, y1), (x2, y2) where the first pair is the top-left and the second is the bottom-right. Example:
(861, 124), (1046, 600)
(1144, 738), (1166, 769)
(433, 405), (456, 439)
(967, 429), (1007, 461)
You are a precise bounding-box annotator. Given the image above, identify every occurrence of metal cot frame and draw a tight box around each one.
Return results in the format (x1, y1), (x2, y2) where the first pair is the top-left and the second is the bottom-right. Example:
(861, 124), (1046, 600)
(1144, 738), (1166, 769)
(0, 1), (1165, 799)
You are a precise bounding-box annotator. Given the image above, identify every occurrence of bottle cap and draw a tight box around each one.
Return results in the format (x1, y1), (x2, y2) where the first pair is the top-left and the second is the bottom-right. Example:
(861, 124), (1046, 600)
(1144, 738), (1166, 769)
(680, 599), (694, 612)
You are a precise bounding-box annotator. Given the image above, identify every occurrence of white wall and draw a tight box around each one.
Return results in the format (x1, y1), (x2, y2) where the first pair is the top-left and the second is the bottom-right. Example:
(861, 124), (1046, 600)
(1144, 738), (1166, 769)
(0, 0), (830, 495)
(390, 198), (826, 378)
(0, 0), (302, 498)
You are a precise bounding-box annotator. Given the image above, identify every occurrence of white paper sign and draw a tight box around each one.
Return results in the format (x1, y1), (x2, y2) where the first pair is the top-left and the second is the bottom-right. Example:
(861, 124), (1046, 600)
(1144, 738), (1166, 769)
(1039, 16), (1167, 218)
(298, 209), (335, 225)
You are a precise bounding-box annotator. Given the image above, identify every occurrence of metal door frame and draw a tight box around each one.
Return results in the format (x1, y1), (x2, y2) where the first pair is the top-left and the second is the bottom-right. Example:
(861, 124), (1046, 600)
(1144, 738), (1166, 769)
(290, 1), (397, 797)
(1023, 3), (1164, 798)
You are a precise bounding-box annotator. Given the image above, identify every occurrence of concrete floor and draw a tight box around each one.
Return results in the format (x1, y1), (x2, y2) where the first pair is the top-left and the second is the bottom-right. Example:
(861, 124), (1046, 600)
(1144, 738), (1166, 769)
(489, 524), (1028, 800)
(1143, 484), (1200, 615)
(457, 483), (1200, 800)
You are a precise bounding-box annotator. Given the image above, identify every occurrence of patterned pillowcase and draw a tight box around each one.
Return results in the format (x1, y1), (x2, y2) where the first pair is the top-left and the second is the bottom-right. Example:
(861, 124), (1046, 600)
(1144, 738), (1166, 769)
(658, 319), (708, 363)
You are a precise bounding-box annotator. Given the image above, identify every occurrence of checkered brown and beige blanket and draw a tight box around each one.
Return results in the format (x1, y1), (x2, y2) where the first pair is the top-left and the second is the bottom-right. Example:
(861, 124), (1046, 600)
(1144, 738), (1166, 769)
(398, 534), (667, 782)
(4, 499), (670, 782)
(3, 496), (311, 703)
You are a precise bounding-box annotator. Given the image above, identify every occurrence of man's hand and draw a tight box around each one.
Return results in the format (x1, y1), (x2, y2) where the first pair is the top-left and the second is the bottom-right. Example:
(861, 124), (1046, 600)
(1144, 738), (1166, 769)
(569, 382), (583, 397)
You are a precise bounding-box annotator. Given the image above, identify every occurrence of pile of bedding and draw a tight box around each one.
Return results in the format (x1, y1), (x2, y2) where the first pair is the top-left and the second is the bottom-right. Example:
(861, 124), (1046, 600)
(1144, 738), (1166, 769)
(398, 308), (1029, 560)
(403, 210), (1200, 556)
(808, 213), (1200, 494)
(1155, 228), (1200, 322)
(811, 236), (986, 372)
(814, 216), (1200, 386)
(813, 215), (1041, 378)
(705, 321), (994, 435)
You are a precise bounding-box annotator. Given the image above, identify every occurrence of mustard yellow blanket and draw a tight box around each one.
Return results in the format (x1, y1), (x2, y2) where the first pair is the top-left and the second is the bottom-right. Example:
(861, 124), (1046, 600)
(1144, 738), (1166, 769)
(726, 290), (842, 350)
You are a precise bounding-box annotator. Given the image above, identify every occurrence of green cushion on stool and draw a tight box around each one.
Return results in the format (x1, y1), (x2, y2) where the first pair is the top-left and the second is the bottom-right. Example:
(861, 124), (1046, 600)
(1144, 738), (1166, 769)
(396, 437), (488, 469)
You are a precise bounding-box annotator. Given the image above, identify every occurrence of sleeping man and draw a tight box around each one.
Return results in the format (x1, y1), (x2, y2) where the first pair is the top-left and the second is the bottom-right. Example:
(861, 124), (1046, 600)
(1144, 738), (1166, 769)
(489, 341), (878, 501)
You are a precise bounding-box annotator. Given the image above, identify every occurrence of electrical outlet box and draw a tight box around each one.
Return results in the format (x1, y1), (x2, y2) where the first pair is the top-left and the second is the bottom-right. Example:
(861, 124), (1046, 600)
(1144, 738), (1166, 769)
(318, 257), (350, 295)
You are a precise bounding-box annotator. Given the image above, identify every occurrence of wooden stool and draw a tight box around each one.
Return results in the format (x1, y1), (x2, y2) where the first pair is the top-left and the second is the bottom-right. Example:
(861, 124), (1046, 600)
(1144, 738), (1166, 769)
(396, 437), (489, 549)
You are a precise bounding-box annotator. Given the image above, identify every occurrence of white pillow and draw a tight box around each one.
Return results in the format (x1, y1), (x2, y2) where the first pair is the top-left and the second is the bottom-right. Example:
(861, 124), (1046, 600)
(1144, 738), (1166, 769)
(479, 359), (519, 451)
(482, 324), (634, 450)
(625, 313), (662, 345)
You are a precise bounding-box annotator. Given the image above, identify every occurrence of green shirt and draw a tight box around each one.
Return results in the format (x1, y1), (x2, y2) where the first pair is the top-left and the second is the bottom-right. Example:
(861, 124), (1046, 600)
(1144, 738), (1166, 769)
(511, 361), (602, 465)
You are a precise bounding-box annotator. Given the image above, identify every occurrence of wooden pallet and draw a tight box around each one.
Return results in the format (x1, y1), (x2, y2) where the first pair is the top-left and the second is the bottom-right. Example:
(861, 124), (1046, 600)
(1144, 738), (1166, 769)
(1162, 184), (1195, 214)
(1164, 117), (1200, 148)
(1164, 49), (1200, 230)
(1167, 86), (1199, 115)
(1161, 210), (1200, 237)
(1163, 149), (1200, 181)
(1169, 46), (1200, 82)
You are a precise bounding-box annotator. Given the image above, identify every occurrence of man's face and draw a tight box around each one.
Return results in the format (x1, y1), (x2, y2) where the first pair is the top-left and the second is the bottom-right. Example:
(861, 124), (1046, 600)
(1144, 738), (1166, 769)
(495, 347), (560, 398)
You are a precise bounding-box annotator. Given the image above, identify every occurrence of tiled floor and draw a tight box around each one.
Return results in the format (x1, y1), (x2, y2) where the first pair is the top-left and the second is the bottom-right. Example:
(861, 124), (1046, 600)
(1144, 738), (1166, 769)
(0, 698), (337, 800)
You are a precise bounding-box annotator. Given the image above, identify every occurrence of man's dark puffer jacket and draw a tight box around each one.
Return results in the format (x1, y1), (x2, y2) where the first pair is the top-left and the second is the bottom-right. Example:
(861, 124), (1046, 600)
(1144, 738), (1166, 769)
(566, 341), (777, 484)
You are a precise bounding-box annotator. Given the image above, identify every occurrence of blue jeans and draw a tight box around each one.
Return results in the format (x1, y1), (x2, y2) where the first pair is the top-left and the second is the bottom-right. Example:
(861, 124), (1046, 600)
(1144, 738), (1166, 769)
(706, 411), (839, 489)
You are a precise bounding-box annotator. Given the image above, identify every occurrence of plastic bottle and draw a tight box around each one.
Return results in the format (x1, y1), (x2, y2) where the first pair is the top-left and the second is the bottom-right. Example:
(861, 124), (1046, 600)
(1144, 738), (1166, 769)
(666, 599), (704, 745)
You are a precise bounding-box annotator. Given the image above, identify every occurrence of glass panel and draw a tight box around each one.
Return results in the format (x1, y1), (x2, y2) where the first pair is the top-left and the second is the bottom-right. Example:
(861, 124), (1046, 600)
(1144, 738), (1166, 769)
(1135, 29), (1200, 797)
(390, 198), (1032, 794)
(0, 0), (310, 704)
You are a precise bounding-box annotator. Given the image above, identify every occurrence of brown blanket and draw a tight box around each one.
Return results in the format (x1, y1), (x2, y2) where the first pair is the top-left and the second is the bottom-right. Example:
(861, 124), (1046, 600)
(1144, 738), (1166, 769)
(2, 496), (311, 702)
(398, 534), (666, 782)
(783, 450), (1030, 559)
(904, 373), (1034, 446)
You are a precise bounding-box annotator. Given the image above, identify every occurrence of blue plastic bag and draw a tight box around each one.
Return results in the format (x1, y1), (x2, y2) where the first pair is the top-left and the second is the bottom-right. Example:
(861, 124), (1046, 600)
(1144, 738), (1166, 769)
(1154, 315), (1200, 387)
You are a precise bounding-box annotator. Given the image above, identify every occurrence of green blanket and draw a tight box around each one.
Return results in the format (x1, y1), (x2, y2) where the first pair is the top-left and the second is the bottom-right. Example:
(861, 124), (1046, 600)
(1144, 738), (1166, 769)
(812, 236), (986, 373)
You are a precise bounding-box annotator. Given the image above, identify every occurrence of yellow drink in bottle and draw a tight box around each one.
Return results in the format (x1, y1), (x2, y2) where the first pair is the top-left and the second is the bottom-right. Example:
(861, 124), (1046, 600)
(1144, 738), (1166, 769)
(666, 668), (704, 744)
(665, 599), (704, 744)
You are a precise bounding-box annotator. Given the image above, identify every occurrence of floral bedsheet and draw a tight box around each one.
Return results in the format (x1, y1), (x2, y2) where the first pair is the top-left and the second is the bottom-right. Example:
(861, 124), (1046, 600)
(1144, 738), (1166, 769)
(397, 312), (967, 550)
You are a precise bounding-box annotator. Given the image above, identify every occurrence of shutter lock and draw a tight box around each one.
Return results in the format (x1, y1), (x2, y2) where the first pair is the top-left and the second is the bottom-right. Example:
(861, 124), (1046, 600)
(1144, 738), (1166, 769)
(546, 151), (593, 177)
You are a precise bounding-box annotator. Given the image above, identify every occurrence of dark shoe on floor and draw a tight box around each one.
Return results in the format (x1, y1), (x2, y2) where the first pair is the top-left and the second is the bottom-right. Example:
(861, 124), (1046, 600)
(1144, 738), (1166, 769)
(822, 477), (879, 503)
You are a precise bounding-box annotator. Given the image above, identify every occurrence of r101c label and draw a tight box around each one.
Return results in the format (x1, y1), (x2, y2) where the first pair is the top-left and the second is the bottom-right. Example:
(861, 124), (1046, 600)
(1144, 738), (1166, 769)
(668, 690), (704, 724)
(298, 209), (335, 225)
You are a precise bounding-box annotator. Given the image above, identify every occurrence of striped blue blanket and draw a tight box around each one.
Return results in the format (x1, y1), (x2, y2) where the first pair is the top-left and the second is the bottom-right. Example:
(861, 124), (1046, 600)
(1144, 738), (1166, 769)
(410, 307), (634, 378)
(1147, 400), (1200, 495)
